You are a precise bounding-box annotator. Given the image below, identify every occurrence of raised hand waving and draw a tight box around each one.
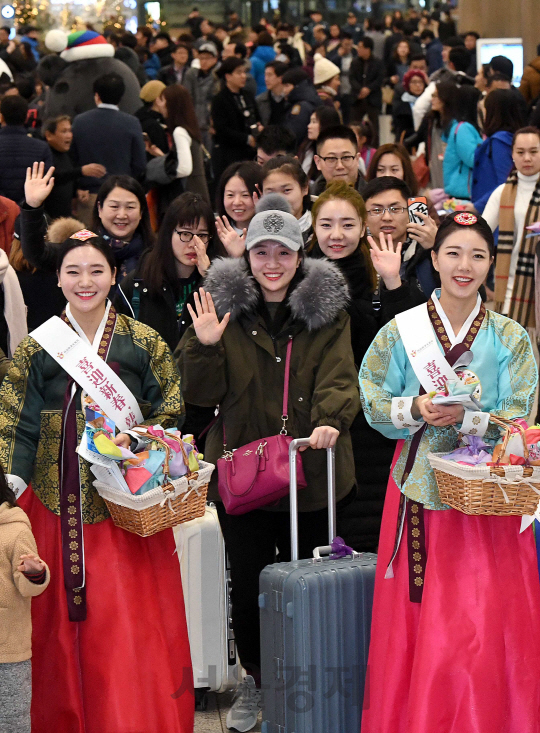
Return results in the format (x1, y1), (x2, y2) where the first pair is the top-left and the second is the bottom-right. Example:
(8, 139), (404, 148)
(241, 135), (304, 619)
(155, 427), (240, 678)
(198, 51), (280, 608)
(186, 288), (231, 345)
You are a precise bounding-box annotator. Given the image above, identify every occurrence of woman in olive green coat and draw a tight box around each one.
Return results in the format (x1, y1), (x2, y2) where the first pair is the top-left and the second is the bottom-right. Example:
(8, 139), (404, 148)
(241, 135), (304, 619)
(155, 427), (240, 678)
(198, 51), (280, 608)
(176, 194), (360, 726)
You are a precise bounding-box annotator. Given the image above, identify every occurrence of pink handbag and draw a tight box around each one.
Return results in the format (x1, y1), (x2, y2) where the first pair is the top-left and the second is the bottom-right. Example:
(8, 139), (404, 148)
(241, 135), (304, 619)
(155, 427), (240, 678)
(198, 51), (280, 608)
(217, 339), (307, 515)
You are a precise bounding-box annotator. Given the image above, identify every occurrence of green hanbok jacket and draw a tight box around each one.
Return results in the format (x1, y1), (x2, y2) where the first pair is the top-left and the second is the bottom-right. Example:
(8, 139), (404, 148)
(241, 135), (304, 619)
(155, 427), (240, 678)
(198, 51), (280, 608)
(0, 310), (184, 524)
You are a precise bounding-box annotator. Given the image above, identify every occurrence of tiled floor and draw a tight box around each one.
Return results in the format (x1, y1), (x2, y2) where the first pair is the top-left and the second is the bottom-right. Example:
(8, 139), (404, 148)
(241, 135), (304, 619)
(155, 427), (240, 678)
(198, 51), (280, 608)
(194, 692), (262, 732)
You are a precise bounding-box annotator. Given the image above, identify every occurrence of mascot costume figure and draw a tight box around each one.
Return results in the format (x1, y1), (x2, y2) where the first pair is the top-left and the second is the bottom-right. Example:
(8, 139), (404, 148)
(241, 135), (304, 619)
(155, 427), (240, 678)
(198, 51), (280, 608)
(41, 29), (142, 118)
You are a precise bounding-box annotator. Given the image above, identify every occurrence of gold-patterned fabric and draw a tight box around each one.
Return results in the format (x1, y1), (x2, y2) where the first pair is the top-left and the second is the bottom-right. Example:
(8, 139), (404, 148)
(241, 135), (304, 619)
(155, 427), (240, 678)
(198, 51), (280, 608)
(0, 315), (183, 524)
(33, 411), (109, 523)
(427, 298), (486, 354)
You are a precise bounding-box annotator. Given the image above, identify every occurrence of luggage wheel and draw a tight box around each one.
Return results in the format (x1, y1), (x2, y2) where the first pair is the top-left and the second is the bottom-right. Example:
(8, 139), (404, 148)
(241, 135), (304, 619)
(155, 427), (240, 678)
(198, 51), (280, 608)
(195, 688), (209, 711)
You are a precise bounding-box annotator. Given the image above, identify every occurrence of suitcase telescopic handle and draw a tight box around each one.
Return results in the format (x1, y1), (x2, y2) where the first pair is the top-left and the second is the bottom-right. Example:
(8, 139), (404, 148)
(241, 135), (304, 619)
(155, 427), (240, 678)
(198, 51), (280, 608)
(289, 438), (336, 562)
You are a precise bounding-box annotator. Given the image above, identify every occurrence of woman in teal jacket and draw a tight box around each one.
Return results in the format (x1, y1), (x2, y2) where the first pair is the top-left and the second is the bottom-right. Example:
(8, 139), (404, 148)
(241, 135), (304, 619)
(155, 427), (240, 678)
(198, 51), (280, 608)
(441, 84), (483, 200)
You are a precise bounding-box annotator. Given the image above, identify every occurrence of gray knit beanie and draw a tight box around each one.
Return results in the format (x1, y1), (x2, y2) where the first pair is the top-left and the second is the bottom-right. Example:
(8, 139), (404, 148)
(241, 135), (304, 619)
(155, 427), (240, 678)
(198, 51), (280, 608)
(244, 194), (304, 252)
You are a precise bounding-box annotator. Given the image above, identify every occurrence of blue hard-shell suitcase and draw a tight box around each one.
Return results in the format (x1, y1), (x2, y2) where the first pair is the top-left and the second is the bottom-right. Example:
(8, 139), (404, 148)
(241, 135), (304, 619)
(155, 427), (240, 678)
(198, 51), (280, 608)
(259, 438), (377, 733)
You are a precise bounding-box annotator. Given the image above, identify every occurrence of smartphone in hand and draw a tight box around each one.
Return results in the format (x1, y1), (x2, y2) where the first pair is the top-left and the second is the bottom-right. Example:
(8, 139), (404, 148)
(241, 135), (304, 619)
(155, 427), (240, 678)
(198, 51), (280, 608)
(407, 196), (428, 252)
(408, 196), (428, 225)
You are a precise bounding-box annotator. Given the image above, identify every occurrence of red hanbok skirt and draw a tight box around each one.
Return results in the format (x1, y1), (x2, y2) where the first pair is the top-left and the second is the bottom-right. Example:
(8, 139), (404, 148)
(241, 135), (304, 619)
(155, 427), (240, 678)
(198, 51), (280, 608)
(361, 442), (540, 733)
(19, 487), (194, 733)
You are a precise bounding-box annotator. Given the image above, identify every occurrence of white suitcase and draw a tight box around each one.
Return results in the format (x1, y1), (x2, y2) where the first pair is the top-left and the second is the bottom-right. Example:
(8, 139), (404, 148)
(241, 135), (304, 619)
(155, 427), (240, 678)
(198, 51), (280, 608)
(174, 504), (239, 708)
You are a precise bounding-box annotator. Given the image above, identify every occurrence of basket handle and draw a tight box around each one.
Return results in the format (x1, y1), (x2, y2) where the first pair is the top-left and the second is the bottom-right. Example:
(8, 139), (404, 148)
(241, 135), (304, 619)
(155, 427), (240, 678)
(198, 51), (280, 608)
(130, 427), (197, 479)
(489, 414), (530, 463)
(142, 434), (172, 477)
(158, 431), (190, 467)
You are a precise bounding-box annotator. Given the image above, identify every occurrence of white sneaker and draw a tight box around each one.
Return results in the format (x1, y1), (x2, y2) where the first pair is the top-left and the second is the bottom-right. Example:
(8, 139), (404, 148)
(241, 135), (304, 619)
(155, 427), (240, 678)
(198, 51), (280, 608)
(226, 675), (262, 732)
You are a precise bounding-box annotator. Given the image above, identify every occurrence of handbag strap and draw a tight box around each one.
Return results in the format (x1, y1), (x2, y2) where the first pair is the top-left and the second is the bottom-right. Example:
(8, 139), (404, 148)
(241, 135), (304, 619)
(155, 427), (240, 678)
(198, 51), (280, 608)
(223, 337), (294, 449)
(280, 337), (293, 435)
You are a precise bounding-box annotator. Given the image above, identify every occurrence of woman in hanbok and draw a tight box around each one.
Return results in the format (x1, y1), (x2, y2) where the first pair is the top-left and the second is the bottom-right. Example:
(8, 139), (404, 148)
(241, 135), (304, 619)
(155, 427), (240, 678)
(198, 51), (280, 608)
(359, 211), (540, 733)
(0, 230), (194, 732)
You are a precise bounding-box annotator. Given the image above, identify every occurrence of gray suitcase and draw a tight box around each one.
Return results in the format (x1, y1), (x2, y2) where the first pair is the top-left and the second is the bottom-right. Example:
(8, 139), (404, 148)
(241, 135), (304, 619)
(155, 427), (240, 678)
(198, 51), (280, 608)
(259, 438), (377, 733)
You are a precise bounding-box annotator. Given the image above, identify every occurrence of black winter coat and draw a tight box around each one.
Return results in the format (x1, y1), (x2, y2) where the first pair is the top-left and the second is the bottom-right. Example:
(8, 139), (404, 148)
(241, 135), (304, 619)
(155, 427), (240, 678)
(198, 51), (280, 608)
(211, 86), (258, 180)
(308, 244), (395, 551)
(392, 95), (415, 144)
(337, 252), (395, 551)
(113, 257), (198, 352)
(158, 64), (189, 86)
(349, 56), (385, 109)
(134, 105), (169, 154)
(44, 148), (81, 220)
(0, 127), (52, 204)
(17, 204), (69, 328)
(284, 79), (323, 146)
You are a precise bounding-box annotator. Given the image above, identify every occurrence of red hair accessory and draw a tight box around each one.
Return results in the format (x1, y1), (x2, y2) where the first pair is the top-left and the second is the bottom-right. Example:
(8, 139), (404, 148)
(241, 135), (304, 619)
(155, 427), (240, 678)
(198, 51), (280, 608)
(454, 212), (477, 226)
(70, 229), (97, 241)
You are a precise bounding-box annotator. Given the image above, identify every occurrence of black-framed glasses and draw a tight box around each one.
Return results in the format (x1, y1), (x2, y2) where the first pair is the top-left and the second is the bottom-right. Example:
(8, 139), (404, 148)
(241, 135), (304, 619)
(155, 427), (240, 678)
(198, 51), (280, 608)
(366, 206), (407, 217)
(174, 230), (210, 243)
(318, 154), (357, 166)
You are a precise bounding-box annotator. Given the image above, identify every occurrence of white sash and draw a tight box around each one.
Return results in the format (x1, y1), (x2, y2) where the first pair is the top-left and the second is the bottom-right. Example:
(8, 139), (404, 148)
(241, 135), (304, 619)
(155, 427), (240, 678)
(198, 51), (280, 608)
(395, 303), (457, 394)
(31, 316), (143, 432)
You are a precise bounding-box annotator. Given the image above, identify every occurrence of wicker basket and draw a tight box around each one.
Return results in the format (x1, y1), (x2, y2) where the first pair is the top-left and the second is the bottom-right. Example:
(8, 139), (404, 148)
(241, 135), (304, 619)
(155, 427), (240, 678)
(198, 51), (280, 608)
(93, 433), (214, 536)
(428, 416), (540, 516)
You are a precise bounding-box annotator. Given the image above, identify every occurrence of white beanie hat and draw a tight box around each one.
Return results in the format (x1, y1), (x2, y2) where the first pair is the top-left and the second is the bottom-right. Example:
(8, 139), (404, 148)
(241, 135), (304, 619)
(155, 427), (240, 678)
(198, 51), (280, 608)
(313, 53), (340, 86)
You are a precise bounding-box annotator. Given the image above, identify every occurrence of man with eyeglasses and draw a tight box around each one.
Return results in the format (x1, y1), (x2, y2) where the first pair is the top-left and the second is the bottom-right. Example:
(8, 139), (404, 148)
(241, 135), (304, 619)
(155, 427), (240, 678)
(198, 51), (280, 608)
(363, 176), (438, 322)
(311, 124), (367, 197)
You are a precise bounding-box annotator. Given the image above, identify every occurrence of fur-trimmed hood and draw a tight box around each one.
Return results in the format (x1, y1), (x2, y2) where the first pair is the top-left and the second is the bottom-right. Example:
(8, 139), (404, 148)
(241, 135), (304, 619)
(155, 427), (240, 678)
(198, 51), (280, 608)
(46, 217), (86, 244)
(204, 256), (349, 331)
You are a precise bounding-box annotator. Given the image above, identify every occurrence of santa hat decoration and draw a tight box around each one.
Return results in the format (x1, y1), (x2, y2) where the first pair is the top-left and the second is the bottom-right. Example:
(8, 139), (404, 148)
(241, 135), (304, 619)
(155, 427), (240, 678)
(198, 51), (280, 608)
(45, 29), (114, 62)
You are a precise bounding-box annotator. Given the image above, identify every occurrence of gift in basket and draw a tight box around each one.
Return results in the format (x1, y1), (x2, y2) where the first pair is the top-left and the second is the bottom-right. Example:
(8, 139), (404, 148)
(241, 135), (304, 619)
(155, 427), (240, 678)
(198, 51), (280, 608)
(92, 426), (214, 537)
(428, 416), (540, 516)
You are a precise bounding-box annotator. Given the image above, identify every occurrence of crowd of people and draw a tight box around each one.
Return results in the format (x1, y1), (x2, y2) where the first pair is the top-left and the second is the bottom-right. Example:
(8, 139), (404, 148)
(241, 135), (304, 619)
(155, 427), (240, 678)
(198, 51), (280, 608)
(1, 4), (540, 733)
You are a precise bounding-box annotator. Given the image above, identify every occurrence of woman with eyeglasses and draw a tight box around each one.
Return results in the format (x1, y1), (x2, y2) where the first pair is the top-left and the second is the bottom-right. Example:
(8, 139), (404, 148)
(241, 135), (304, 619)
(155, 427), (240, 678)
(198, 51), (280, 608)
(114, 192), (221, 352)
(114, 192), (222, 443)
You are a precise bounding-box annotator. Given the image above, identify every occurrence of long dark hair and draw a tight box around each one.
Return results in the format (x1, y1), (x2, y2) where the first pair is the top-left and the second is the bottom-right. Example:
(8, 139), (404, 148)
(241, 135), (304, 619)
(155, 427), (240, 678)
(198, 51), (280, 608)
(453, 85), (482, 132)
(140, 193), (218, 295)
(366, 143), (419, 196)
(483, 89), (527, 138)
(393, 39), (410, 63)
(93, 175), (154, 249)
(215, 161), (262, 220)
(161, 85), (202, 143)
(434, 80), (458, 131)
